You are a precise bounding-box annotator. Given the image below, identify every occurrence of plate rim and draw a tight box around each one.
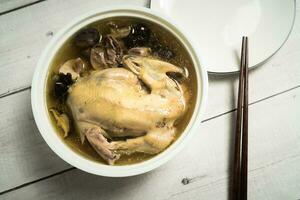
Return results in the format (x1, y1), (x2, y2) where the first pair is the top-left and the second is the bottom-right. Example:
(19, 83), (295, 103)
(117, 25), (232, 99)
(150, 0), (296, 74)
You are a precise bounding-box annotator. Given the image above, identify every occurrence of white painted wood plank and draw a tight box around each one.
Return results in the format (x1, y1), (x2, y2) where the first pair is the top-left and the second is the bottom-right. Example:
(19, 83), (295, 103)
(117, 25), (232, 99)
(1, 87), (300, 200)
(0, 0), (150, 193)
(0, 0), (299, 196)
(0, 0), (149, 96)
(0, 0), (299, 120)
(0, 0), (39, 13)
(0, 89), (70, 192)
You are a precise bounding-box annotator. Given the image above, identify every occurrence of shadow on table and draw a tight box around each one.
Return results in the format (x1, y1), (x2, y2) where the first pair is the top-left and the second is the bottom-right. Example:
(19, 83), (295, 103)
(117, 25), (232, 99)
(227, 78), (238, 200)
(207, 62), (263, 199)
(44, 168), (156, 199)
(208, 72), (238, 199)
(5, 92), (157, 199)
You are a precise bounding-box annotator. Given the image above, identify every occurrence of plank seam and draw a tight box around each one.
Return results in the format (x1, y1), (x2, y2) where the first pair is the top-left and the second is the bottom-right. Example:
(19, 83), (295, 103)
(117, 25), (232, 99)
(0, 85), (299, 194)
(167, 153), (300, 199)
(202, 84), (300, 122)
(0, 167), (75, 195)
(0, 86), (31, 98)
(0, 0), (47, 15)
(0, 0), (151, 15)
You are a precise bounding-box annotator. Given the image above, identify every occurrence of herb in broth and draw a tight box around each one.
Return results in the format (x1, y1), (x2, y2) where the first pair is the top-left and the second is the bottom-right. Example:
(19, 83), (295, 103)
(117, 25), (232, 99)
(46, 17), (197, 165)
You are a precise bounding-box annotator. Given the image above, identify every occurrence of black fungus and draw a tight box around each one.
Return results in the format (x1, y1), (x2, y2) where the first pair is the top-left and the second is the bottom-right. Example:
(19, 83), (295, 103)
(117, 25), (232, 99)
(124, 24), (151, 48)
(124, 24), (175, 59)
(54, 82), (68, 98)
(58, 73), (73, 85)
(54, 73), (73, 100)
(74, 28), (100, 48)
(148, 35), (175, 60)
(157, 48), (174, 60)
(148, 35), (162, 50)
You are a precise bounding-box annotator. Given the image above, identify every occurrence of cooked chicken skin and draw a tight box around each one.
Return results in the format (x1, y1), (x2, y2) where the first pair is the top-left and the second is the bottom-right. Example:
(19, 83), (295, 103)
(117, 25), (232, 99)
(67, 55), (186, 164)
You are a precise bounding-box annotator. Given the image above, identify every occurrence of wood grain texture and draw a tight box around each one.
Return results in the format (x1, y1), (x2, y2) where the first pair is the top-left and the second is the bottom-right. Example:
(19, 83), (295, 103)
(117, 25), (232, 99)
(0, 0), (299, 119)
(0, 0), (149, 193)
(1, 88), (300, 200)
(0, 89), (70, 192)
(0, 0), (299, 198)
(0, 0), (149, 96)
(0, 0), (41, 13)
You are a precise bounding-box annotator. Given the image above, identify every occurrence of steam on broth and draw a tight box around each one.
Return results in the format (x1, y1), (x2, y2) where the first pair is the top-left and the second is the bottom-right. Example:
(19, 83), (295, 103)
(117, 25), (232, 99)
(46, 17), (197, 165)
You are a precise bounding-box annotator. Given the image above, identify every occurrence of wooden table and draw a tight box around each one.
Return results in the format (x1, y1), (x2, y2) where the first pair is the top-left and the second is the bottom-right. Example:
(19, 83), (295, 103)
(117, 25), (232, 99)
(0, 1), (299, 199)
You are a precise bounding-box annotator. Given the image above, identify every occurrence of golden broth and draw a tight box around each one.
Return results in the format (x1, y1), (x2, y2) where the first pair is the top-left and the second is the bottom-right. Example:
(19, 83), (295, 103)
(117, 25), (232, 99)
(46, 17), (198, 165)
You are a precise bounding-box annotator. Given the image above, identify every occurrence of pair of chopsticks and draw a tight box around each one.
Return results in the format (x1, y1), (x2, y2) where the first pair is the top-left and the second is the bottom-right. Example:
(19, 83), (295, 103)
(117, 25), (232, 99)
(232, 36), (249, 200)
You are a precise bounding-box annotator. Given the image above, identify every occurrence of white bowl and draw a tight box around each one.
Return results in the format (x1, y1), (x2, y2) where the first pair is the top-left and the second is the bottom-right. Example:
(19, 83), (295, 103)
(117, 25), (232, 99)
(31, 6), (208, 177)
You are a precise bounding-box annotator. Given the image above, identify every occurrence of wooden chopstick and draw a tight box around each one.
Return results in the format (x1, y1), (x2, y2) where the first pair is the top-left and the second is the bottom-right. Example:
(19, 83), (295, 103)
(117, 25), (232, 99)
(240, 37), (248, 200)
(232, 36), (248, 200)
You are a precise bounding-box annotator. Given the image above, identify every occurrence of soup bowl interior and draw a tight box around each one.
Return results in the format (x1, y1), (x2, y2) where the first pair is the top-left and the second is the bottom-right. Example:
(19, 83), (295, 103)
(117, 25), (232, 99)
(31, 6), (208, 177)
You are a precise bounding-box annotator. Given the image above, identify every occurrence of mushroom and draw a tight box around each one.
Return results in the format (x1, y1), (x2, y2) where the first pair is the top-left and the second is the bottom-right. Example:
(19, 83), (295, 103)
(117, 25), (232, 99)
(90, 45), (107, 70)
(59, 58), (86, 80)
(90, 36), (123, 69)
(128, 47), (151, 57)
(74, 28), (101, 48)
(50, 109), (70, 138)
(107, 22), (131, 39)
(105, 36), (123, 65)
(109, 26), (131, 39)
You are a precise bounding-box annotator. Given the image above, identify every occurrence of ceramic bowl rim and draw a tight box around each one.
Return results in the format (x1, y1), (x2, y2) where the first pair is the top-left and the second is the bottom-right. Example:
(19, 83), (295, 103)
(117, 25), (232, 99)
(31, 6), (208, 177)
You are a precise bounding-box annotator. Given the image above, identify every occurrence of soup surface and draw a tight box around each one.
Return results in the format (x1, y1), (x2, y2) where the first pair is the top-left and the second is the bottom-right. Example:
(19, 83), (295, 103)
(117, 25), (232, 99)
(46, 17), (197, 165)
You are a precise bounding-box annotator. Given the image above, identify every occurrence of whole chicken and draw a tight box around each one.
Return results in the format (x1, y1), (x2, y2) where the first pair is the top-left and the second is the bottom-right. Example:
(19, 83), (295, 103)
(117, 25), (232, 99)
(66, 55), (187, 164)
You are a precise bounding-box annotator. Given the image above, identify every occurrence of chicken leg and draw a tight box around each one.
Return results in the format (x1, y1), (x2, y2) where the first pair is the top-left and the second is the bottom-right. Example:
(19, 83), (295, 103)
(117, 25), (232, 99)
(111, 127), (176, 155)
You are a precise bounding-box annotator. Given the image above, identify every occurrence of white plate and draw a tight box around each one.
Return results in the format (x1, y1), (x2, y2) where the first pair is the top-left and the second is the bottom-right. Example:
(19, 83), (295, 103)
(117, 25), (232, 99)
(151, 0), (295, 73)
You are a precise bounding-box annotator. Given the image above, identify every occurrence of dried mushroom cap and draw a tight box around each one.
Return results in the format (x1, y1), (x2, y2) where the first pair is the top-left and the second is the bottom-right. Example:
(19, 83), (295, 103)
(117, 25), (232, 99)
(104, 36), (123, 65)
(90, 36), (123, 69)
(50, 109), (70, 138)
(59, 58), (86, 80)
(108, 25), (131, 39)
(90, 46), (106, 70)
(128, 47), (151, 57)
(74, 28), (101, 48)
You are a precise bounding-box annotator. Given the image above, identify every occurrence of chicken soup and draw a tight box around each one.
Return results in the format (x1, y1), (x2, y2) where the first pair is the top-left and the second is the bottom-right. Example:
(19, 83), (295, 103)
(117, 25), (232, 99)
(46, 17), (197, 165)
